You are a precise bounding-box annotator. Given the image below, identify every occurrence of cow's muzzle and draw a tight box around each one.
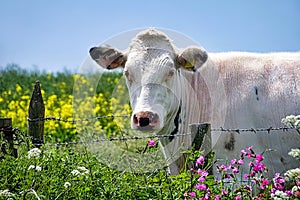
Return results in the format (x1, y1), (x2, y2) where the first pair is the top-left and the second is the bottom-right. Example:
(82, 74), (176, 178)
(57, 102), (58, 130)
(132, 111), (160, 131)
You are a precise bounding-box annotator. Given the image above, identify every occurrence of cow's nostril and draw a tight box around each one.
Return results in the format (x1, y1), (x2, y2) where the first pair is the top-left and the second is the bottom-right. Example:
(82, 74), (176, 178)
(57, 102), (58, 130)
(139, 117), (150, 127)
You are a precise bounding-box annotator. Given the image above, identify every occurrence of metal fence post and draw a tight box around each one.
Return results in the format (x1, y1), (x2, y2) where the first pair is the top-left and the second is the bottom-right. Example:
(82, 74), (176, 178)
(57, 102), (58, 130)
(189, 123), (212, 153)
(28, 81), (45, 146)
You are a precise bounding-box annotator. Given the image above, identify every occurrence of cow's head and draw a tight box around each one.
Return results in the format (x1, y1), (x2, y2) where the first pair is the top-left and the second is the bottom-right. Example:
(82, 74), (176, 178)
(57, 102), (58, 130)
(90, 29), (207, 133)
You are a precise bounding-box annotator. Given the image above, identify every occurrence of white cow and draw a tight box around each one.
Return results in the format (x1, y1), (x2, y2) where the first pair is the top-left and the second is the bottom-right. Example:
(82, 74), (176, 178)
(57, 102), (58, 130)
(90, 28), (300, 176)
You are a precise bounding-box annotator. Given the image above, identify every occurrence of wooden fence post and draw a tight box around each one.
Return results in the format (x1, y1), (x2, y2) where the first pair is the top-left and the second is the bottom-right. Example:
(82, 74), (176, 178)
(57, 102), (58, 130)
(28, 81), (45, 146)
(0, 118), (17, 158)
(189, 123), (212, 153)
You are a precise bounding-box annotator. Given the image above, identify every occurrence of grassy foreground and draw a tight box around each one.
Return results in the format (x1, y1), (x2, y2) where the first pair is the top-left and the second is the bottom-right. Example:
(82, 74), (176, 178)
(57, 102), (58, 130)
(1, 65), (299, 199)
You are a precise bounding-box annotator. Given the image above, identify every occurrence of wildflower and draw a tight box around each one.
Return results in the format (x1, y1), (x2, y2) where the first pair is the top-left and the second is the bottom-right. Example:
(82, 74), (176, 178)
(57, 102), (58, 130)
(0, 189), (14, 197)
(217, 164), (228, 172)
(241, 149), (247, 157)
(28, 165), (42, 171)
(235, 196), (241, 200)
(222, 189), (228, 195)
(237, 159), (244, 165)
(198, 176), (205, 182)
(256, 154), (264, 162)
(77, 166), (89, 175)
(64, 182), (71, 188)
(285, 167), (300, 182)
(232, 167), (239, 174)
(148, 139), (156, 147)
(260, 179), (269, 189)
(270, 190), (289, 199)
(71, 169), (81, 176)
(214, 195), (220, 200)
(244, 174), (249, 180)
(28, 165), (35, 170)
(196, 156), (205, 166)
(189, 191), (196, 198)
(246, 146), (253, 151)
(253, 162), (265, 172)
(28, 148), (41, 159)
(35, 166), (42, 171)
(288, 148), (300, 160)
(231, 159), (237, 165)
(196, 183), (207, 191)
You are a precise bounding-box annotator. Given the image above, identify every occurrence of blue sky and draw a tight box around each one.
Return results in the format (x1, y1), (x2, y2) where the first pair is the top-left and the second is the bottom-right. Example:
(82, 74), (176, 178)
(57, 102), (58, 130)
(0, 0), (299, 73)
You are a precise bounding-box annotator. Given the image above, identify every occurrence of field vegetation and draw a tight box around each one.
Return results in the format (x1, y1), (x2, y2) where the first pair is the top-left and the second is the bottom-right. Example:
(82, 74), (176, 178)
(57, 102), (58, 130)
(0, 65), (299, 199)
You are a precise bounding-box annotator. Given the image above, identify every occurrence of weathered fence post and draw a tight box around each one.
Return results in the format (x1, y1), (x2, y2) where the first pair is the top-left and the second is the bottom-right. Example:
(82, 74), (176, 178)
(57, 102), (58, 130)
(189, 123), (212, 153)
(0, 118), (17, 158)
(28, 81), (45, 146)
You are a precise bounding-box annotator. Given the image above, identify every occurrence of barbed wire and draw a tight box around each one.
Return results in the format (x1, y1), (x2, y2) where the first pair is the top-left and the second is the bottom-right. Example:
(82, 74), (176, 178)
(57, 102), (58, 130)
(21, 115), (300, 147)
(27, 115), (130, 123)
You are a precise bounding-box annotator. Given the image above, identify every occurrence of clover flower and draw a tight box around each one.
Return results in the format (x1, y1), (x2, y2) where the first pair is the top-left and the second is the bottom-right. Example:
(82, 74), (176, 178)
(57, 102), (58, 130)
(28, 148), (41, 159)
(71, 169), (81, 176)
(71, 166), (89, 176)
(28, 165), (42, 171)
(64, 182), (71, 188)
(0, 189), (14, 198)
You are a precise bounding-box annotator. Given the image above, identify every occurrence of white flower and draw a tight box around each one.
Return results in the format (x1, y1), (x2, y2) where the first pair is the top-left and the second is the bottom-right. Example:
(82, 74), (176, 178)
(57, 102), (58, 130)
(71, 169), (81, 176)
(28, 165), (35, 170)
(77, 166), (89, 175)
(292, 185), (300, 193)
(0, 189), (14, 197)
(284, 167), (300, 181)
(28, 165), (42, 171)
(35, 166), (42, 171)
(28, 148), (42, 159)
(64, 182), (71, 188)
(288, 148), (300, 160)
(271, 190), (289, 200)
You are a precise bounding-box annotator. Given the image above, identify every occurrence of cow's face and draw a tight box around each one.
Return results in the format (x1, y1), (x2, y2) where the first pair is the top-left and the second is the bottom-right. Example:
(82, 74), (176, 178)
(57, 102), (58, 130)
(124, 48), (179, 131)
(89, 29), (207, 132)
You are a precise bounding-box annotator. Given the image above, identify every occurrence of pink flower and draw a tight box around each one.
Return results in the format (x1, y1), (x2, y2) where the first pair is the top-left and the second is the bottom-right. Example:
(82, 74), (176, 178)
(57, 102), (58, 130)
(235, 196), (241, 200)
(232, 167), (239, 174)
(202, 171), (209, 177)
(231, 159), (237, 165)
(244, 174), (249, 179)
(241, 149), (247, 156)
(189, 191), (196, 198)
(196, 156), (205, 166)
(246, 146), (253, 151)
(225, 174), (231, 179)
(253, 162), (265, 172)
(237, 159), (244, 165)
(198, 176), (205, 182)
(256, 154), (264, 162)
(222, 189), (228, 195)
(260, 179), (269, 189)
(148, 139), (156, 147)
(196, 183), (207, 191)
(214, 195), (220, 200)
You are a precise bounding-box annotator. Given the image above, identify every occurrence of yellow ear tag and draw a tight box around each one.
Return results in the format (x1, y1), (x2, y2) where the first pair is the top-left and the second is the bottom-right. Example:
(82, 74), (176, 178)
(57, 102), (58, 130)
(184, 61), (195, 71)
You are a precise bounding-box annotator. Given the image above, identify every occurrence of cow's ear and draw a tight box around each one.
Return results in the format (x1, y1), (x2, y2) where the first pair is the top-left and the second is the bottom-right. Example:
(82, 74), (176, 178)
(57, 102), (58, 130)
(176, 46), (208, 72)
(89, 45), (127, 69)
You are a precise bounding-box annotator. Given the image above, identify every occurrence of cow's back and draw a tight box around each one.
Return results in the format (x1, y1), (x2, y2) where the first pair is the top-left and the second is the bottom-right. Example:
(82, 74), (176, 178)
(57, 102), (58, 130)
(197, 52), (300, 176)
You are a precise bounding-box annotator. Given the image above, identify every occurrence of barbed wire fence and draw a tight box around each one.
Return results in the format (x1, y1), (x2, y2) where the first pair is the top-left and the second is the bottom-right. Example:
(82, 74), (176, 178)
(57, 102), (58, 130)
(1, 81), (298, 159)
